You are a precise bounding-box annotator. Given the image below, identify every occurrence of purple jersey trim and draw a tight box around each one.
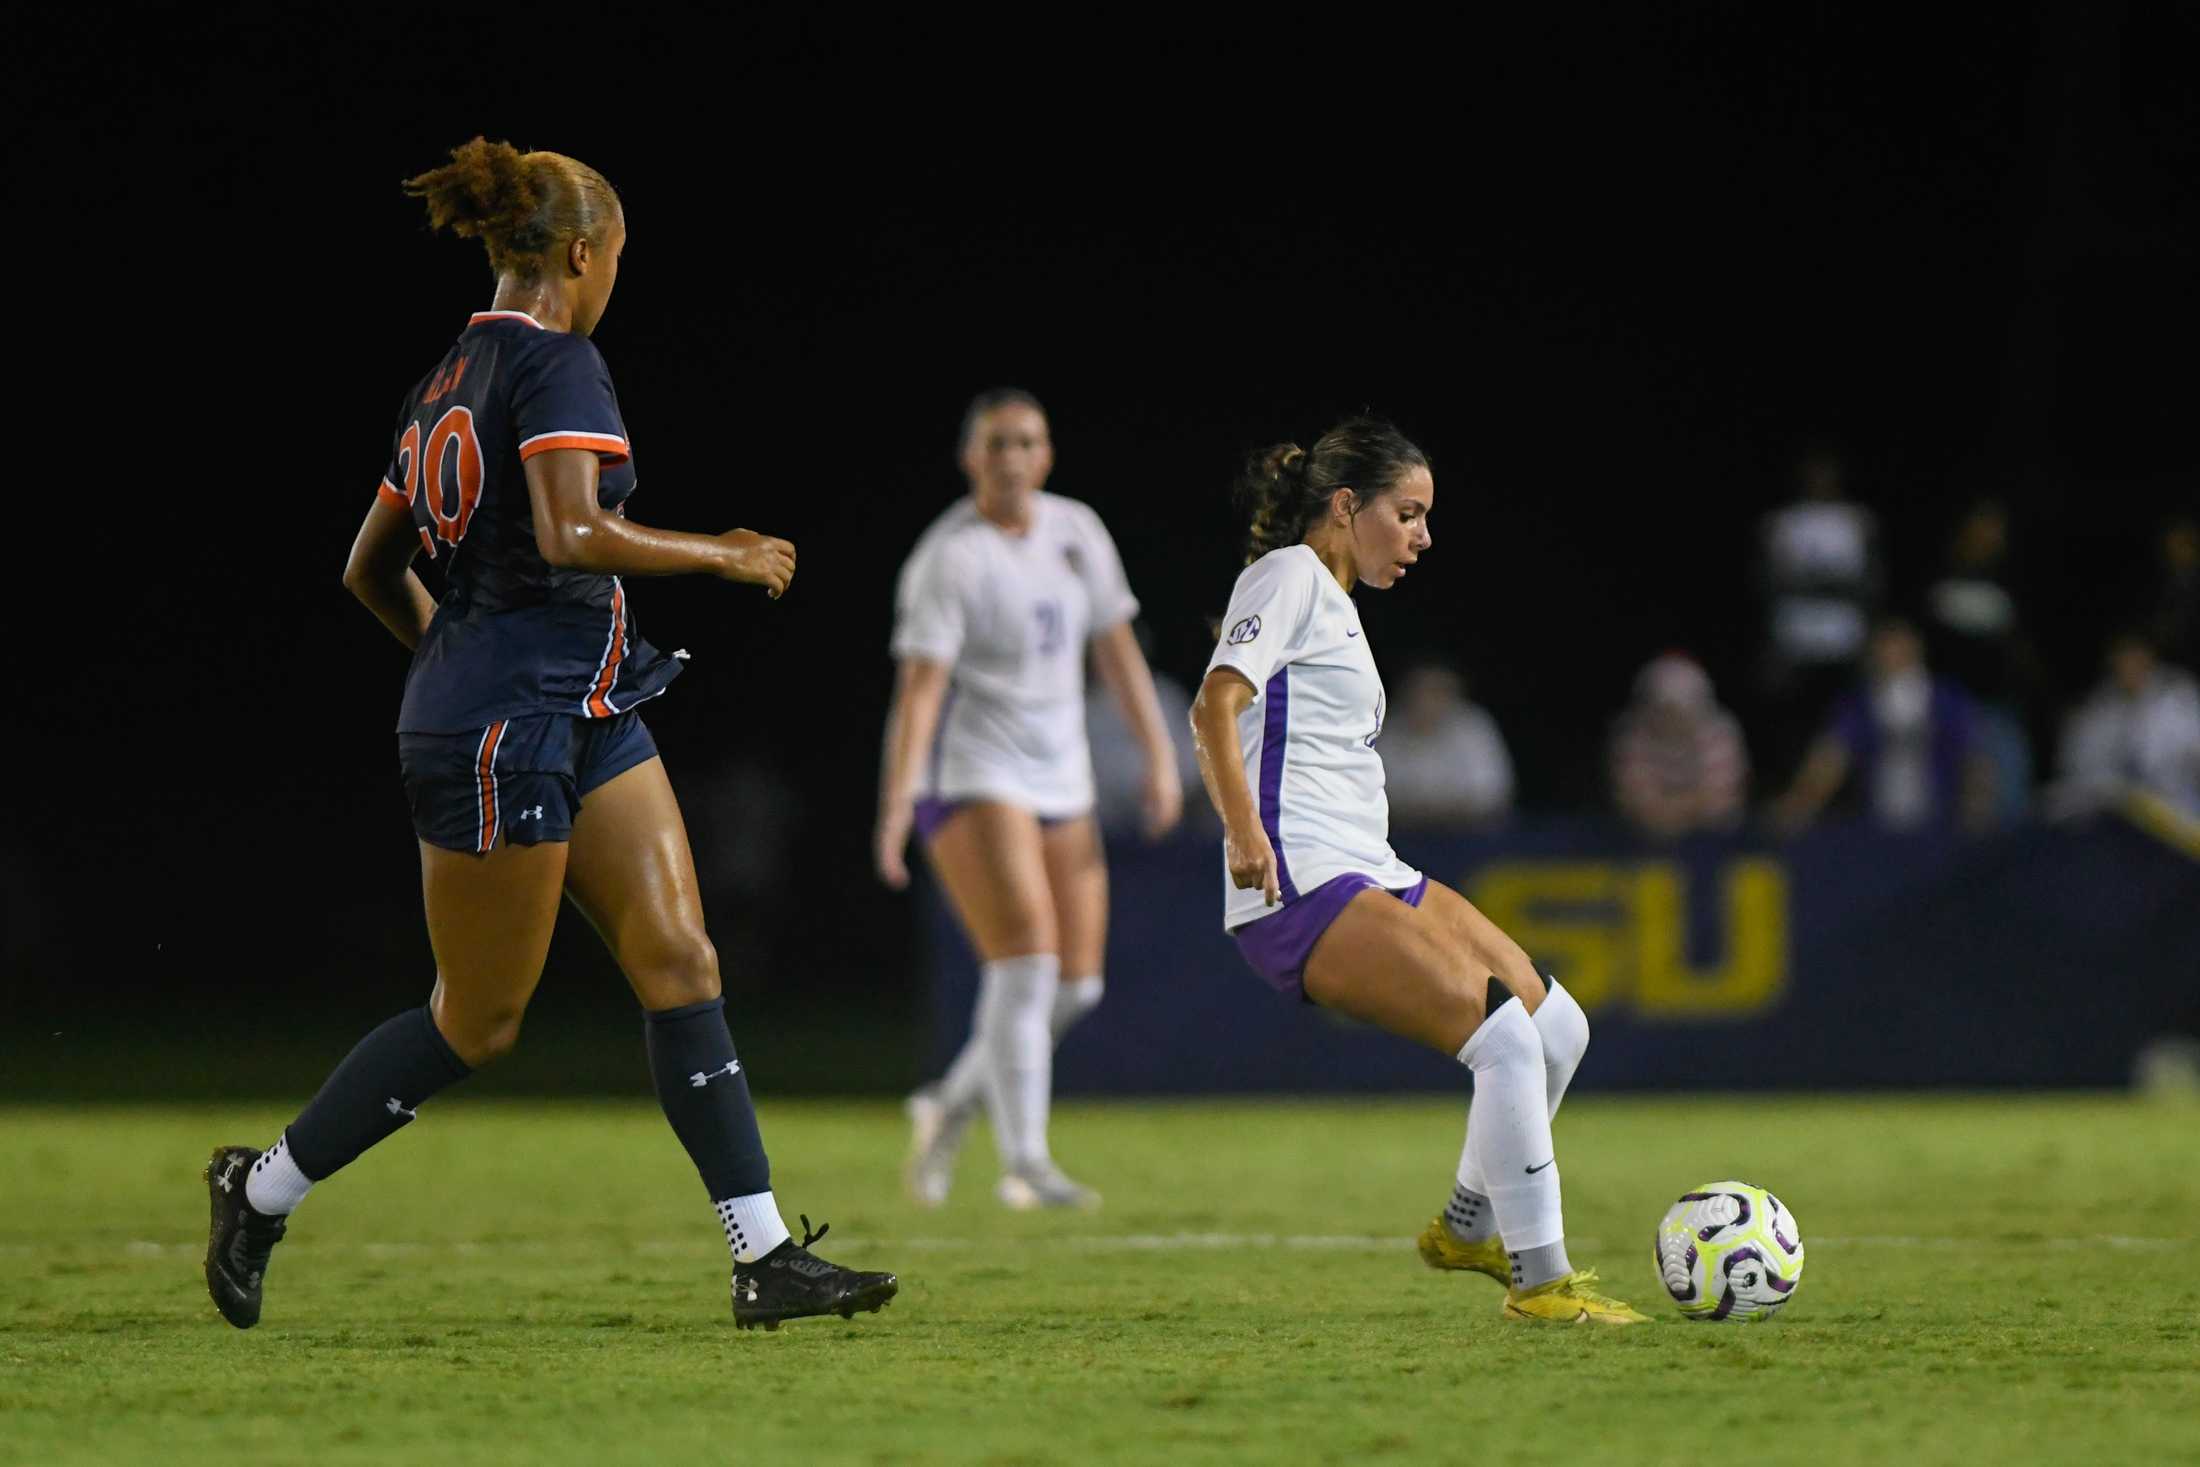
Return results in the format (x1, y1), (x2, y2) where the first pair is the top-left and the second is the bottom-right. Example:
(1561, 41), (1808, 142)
(1259, 668), (1299, 902)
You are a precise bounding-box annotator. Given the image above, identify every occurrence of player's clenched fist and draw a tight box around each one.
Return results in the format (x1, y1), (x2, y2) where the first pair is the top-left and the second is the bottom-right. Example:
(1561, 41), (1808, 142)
(718, 529), (796, 598)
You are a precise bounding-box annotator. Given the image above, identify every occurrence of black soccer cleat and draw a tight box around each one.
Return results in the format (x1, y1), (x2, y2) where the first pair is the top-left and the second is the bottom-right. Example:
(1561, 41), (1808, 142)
(203, 1146), (287, 1329)
(731, 1215), (899, 1331)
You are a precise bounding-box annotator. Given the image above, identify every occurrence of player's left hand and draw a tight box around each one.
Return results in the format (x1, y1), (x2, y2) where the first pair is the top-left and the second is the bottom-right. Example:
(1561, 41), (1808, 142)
(717, 528), (796, 599)
(1140, 763), (1183, 841)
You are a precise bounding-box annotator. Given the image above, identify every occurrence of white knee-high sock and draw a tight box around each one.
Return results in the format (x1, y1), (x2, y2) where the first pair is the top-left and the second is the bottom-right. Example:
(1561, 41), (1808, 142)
(1532, 978), (1589, 1121)
(937, 969), (1100, 1122)
(1446, 981), (1590, 1250)
(976, 953), (1059, 1172)
(935, 1027), (991, 1118)
(1458, 1000), (1566, 1257)
(1451, 976), (1587, 1164)
(1050, 974), (1104, 1042)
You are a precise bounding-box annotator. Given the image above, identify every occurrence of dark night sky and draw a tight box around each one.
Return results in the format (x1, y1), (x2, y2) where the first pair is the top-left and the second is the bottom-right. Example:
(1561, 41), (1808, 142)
(13, 5), (2197, 1016)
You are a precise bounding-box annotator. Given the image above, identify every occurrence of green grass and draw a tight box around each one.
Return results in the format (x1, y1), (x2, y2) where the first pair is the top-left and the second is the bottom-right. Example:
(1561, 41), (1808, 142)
(4, 1096), (2197, 1466)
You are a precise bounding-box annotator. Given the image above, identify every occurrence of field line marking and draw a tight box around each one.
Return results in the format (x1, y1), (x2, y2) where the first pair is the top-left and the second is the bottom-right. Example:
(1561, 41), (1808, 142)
(11, 1232), (2195, 1260)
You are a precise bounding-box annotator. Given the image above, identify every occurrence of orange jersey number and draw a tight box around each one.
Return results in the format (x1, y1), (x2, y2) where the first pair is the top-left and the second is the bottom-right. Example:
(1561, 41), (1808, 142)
(386, 406), (484, 559)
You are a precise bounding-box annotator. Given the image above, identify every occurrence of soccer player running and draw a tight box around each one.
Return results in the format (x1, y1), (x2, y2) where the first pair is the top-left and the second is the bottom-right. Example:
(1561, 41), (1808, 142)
(1188, 419), (1646, 1324)
(877, 390), (1183, 1209)
(202, 139), (897, 1332)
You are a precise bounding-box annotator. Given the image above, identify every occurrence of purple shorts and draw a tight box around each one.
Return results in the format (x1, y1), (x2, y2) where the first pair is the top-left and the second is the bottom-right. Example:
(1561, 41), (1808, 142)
(1232, 872), (1429, 1002)
(913, 798), (1083, 841)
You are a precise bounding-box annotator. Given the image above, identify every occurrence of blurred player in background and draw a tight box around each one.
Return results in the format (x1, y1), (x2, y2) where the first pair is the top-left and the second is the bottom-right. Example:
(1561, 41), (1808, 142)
(877, 390), (1183, 1209)
(1189, 418), (1646, 1324)
(202, 138), (896, 1333)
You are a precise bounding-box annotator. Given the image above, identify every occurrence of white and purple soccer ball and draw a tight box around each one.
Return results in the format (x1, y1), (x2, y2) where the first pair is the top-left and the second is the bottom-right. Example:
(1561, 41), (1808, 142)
(1654, 1181), (1805, 1322)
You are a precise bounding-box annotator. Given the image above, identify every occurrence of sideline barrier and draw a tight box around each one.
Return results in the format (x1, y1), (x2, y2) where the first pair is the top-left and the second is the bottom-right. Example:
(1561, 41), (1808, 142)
(922, 816), (2200, 1092)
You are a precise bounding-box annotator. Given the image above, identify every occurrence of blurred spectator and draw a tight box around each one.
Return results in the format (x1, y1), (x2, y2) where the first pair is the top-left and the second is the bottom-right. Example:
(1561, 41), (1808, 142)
(1922, 499), (2037, 819)
(1756, 446), (1884, 774)
(1609, 653), (1749, 839)
(1379, 662), (1514, 829)
(1088, 623), (1205, 837)
(2153, 514), (2200, 673)
(1770, 617), (1996, 835)
(2050, 632), (2200, 820)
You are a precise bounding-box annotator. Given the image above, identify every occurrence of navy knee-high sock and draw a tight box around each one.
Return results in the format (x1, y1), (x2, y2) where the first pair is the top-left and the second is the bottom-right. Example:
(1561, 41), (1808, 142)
(284, 1006), (473, 1180)
(645, 997), (772, 1199)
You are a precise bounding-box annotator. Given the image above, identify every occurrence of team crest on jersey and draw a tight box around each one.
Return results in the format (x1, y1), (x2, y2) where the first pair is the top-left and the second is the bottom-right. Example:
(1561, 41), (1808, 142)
(1061, 544), (1085, 576)
(1226, 615), (1262, 646)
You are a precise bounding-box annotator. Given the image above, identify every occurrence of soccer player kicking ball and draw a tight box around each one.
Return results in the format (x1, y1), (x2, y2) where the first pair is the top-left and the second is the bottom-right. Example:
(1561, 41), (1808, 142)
(1188, 419), (1646, 1325)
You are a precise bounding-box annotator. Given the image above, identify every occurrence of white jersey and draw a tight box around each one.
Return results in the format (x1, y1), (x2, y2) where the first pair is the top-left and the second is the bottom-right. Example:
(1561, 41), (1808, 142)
(892, 491), (1140, 817)
(1205, 545), (1421, 930)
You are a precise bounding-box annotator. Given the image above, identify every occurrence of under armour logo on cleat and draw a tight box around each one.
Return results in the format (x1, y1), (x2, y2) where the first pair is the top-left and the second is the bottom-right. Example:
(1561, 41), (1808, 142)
(386, 1098), (418, 1120)
(216, 1159), (241, 1193)
(689, 1060), (742, 1088)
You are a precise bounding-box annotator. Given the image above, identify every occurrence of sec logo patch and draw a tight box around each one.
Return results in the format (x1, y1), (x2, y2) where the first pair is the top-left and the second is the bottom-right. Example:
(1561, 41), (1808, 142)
(1226, 615), (1262, 645)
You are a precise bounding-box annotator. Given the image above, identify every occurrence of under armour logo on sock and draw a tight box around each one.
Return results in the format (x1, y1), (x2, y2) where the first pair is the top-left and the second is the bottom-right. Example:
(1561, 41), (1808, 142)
(386, 1098), (418, 1120)
(689, 1060), (742, 1088)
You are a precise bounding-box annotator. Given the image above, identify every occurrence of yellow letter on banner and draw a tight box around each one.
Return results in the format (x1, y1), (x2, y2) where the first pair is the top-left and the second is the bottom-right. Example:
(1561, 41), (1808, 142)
(1468, 863), (1621, 1010)
(1628, 860), (1789, 1018)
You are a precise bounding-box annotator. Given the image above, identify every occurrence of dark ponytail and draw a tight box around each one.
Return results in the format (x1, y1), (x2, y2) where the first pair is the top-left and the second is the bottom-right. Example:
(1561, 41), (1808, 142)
(1232, 417), (1429, 566)
(403, 137), (620, 279)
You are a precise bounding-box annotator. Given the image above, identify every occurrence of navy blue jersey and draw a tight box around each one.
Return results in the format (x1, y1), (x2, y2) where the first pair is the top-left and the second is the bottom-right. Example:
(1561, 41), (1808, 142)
(376, 310), (682, 733)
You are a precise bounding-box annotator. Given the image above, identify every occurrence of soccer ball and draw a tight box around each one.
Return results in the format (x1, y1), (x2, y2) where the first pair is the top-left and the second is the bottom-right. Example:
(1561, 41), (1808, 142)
(1653, 1181), (1805, 1322)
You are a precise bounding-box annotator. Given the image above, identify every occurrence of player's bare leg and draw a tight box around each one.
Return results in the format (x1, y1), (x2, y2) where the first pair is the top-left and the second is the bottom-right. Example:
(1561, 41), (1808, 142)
(421, 838), (570, 1064)
(1301, 888), (1488, 1055)
(925, 801), (1059, 961)
(1304, 883), (1643, 1324)
(565, 756), (895, 1328)
(917, 803), (1086, 1206)
(1041, 814), (1109, 1038)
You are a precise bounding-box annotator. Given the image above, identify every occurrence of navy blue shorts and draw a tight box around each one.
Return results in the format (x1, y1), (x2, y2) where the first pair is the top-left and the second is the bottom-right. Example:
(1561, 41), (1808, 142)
(398, 712), (659, 854)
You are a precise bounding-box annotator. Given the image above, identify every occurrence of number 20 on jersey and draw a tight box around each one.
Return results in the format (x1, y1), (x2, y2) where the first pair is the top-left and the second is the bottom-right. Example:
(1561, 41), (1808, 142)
(391, 406), (483, 557)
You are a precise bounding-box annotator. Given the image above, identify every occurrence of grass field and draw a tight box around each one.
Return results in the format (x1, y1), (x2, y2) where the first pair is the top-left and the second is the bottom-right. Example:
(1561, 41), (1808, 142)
(5, 1095), (2197, 1466)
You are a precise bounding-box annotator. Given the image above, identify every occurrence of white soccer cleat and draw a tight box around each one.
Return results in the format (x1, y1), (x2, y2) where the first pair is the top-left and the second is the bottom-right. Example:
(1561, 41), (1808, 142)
(903, 1086), (973, 1208)
(996, 1161), (1102, 1212)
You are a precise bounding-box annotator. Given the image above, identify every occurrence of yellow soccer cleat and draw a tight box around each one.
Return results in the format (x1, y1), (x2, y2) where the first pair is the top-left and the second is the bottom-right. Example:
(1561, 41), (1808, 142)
(1416, 1216), (1510, 1285)
(1502, 1269), (1651, 1325)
